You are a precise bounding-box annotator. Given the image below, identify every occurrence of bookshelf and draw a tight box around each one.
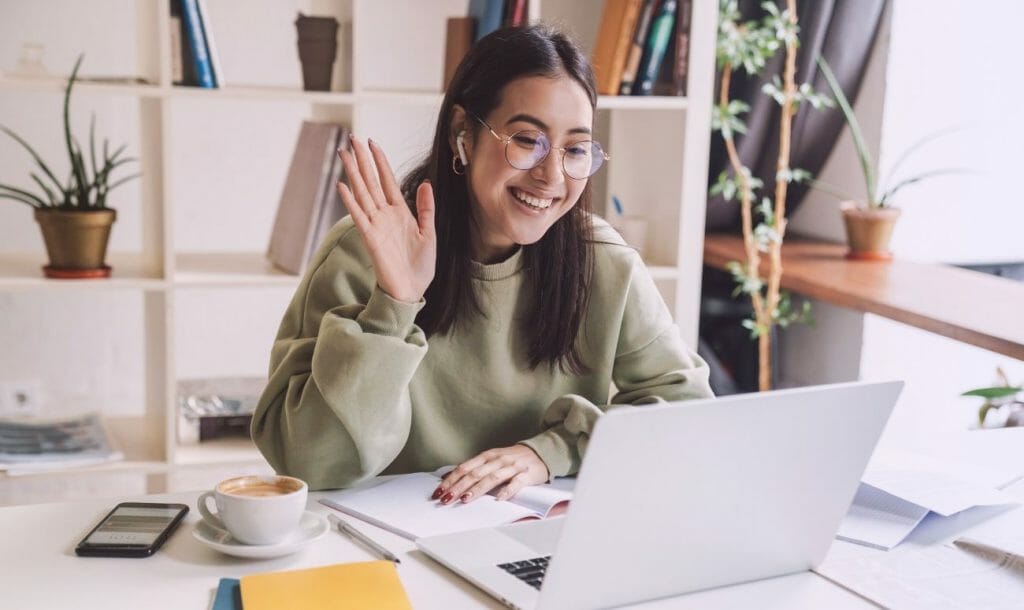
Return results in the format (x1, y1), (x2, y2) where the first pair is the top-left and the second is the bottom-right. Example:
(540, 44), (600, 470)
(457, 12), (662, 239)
(0, 0), (716, 503)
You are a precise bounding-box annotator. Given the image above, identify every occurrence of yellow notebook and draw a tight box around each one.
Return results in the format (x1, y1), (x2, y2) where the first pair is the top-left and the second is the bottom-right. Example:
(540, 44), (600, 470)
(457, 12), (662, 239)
(239, 561), (412, 610)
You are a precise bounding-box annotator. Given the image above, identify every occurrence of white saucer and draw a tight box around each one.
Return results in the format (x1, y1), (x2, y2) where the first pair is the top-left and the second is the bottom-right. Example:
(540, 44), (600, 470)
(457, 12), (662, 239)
(192, 510), (329, 559)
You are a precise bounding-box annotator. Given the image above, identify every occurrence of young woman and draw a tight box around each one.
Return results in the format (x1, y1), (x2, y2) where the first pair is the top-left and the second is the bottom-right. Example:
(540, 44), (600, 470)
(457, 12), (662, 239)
(252, 24), (712, 504)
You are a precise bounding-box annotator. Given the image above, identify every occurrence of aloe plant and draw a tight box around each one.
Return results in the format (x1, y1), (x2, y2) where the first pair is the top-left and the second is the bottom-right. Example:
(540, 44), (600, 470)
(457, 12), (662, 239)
(0, 54), (140, 210)
(815, 57), (966, 209)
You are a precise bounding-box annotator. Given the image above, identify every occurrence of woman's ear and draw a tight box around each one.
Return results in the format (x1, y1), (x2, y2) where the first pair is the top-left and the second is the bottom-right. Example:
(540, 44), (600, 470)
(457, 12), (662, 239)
(449, 105), (471, 161)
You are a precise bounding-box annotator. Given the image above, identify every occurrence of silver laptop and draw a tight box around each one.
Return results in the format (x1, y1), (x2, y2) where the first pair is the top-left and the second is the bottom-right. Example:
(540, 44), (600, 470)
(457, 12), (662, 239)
(417, 380), (903, 610)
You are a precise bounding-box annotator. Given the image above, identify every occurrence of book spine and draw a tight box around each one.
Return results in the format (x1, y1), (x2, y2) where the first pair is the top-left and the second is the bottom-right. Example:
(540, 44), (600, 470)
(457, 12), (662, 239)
(169, 15), (184, 84)
(195, 0), (223, 88)
(444, 17), (476, 91)
(180, 0), (215, 88)
(619, 0), (659, 95)
(634, 0), (677, 96)
(592, 0), (644, 96)
(469, 0), (505, 42)
(670, 0), (691, 96)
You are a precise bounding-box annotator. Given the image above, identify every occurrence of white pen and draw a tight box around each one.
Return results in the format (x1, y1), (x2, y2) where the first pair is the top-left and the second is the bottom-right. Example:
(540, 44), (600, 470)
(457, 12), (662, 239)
(328, 513), (402, 564)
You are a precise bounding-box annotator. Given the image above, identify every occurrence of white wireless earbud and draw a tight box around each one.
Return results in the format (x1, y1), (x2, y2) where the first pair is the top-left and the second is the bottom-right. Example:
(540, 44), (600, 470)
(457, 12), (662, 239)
(456, 131), (468, 165)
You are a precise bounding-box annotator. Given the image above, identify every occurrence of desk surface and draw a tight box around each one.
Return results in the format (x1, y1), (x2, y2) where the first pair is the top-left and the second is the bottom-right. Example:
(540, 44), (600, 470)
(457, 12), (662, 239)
(702, 234), (1024, 360)
(3, 428), (1023, 610)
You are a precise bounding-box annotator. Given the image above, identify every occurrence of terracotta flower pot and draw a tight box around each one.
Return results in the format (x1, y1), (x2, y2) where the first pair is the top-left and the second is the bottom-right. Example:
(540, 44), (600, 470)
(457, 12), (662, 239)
(34, 207), (116, 278)
(840, 201), (900, 261)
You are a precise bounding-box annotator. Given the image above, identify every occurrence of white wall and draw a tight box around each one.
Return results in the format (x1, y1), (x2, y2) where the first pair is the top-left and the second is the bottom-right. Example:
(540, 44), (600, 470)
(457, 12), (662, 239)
(784, 0), (1024, 451)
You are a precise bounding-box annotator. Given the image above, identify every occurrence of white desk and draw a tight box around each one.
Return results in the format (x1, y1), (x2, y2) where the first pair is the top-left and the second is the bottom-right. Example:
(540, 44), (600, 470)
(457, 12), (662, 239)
(2, 428), (1022, 610)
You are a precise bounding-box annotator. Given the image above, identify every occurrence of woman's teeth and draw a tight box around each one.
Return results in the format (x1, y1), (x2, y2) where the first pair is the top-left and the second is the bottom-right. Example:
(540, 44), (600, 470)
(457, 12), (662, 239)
(511, 187), (553, 210)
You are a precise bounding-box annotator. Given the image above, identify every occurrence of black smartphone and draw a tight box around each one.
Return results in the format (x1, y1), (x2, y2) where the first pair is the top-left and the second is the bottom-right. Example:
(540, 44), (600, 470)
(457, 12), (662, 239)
(75, 502), (189, 558)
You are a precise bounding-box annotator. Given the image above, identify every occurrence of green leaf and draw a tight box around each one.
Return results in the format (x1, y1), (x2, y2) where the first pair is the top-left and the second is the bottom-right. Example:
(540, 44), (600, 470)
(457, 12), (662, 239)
(816, 57), (877, 205)
(961, 386), (1021, 399)
(0, 125), (65, 193)
(878, 168), (975, 207)
(0, 183), (46, 207)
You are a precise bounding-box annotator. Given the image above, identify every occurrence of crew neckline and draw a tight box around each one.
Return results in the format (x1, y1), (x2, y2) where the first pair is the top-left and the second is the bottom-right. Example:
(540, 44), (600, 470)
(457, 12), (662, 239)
(469, 246), (525, 280)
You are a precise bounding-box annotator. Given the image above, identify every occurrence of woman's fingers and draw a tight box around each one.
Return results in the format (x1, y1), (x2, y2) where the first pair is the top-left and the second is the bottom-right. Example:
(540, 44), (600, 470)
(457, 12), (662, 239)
(349, 135), (387, 209)
(434, 445), (550, 504)
(336, 181), (369, 232)
(496, 470), (534, 501)
(338, 148), (380, 218)
(368, 139), (406, 208)
(416, 181), (436, 237)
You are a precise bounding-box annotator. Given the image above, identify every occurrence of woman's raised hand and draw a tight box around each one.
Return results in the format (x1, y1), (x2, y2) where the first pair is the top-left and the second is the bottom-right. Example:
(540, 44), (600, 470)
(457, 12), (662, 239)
(336, 135), (436, 303)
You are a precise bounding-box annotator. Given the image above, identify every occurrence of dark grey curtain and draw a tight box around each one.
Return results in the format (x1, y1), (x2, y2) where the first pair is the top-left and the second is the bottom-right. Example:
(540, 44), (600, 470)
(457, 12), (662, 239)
(705, 0), (888, 232)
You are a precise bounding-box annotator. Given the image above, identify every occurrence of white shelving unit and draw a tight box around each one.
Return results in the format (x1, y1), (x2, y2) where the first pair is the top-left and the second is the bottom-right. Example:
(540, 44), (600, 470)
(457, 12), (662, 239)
(0, 0), (716, 503)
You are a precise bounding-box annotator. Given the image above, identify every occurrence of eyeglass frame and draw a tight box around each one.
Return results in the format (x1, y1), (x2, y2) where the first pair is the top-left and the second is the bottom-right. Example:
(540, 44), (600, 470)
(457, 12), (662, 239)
(469, 113), (610, 180)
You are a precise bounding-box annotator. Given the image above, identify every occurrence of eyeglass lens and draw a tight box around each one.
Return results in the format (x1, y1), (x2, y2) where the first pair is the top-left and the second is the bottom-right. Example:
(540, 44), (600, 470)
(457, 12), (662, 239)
(506, 130), (606, 179)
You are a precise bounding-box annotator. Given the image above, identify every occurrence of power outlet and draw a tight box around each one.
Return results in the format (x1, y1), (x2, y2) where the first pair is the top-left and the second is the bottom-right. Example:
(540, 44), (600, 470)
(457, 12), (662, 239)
(0, 380), (42, 416)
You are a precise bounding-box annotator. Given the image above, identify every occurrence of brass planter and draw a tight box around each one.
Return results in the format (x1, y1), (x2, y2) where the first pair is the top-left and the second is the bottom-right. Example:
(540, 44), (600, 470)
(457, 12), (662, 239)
(840, 201), (900, 261)
(34, 207), (116, 278)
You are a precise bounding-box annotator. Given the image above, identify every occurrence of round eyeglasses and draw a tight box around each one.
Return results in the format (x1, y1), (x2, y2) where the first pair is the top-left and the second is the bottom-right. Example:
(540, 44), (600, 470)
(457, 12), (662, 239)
(473, 114), (610, 180)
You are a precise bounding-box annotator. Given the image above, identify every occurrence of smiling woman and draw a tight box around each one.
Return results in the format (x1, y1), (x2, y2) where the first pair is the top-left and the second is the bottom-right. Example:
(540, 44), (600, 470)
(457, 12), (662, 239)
(250, 24), (713, 505)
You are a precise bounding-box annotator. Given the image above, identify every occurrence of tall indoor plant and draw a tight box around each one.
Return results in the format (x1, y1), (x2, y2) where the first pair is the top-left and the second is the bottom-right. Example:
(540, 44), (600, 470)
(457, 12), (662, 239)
(815, 57), (964, 260)
(710, 0), (831, 391)
(0, 55), (139, 278)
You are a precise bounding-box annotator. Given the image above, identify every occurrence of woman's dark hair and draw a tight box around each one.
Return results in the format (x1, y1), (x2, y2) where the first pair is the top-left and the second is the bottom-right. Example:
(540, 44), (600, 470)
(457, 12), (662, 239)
(400, 24), (597, 375)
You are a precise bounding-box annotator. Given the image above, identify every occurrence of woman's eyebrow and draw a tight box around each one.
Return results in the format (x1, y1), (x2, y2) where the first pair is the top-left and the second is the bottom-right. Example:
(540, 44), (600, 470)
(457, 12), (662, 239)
(505, 113), (592, 136)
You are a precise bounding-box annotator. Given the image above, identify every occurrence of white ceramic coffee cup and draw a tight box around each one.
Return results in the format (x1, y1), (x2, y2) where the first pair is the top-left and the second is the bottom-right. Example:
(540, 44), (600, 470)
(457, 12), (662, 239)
(197, 475), (307, 545)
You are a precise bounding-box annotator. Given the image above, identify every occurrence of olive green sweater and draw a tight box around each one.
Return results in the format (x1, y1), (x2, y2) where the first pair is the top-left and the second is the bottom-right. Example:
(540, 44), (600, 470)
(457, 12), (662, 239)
(252, 215), (712, 490)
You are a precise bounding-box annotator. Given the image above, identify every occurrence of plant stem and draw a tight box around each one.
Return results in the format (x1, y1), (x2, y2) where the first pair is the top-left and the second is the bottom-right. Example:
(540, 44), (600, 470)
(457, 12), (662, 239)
(720, 63), (769, 388)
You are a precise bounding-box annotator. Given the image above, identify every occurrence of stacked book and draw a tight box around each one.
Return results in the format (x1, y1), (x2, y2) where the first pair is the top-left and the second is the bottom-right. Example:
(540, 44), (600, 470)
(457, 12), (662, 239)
(266, 121), (351, 275)
(0, 413), (123, 474)
(177, 377), (268, 445)
(169, 0), (223, 88)
(592, 0), (693, 96)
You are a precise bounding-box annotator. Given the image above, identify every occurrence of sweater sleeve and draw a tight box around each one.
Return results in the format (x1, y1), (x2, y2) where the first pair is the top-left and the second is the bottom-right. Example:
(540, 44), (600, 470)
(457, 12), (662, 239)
(519, 243), (713, 478)
(251, 223), (428, 490)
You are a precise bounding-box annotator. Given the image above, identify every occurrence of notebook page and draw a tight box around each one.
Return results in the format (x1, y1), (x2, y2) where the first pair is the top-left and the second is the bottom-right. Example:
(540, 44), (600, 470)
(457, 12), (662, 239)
(836, 483), (929, 550)
(502, 478), (575, 516)
(321, 472), (536, 540)
(863, 469), (1020, 517)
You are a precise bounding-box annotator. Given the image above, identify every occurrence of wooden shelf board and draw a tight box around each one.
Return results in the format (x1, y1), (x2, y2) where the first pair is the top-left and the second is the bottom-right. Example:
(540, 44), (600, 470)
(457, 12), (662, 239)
(167, 85), (357, 105)
(0, 76), (161, 97)
(174, 252), (301, 287)
(703, 234), (1024, 361)
(597, 95), (688, 110)
(0, 252), (164, 291)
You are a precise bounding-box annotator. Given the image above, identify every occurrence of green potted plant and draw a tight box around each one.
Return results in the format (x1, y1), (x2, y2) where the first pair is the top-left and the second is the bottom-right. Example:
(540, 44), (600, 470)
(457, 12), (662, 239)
(815, 57), (964, 260)
(0, 55), (139, 278)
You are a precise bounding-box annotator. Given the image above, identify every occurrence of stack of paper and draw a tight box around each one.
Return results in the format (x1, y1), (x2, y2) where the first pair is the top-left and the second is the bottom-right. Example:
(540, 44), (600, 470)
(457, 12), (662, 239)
(837, 464), (1020, 550)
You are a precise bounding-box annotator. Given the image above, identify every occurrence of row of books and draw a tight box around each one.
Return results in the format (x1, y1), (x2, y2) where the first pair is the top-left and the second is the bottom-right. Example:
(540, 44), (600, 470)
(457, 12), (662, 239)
(169, 0), (223, 88)
(444, 0), (530, 90)
(266, 121), (351, 275)
(593, 0), (692, 96)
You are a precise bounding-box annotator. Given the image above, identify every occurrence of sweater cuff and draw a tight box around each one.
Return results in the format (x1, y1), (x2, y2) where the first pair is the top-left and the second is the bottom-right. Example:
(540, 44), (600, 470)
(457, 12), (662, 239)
(355, 285), (425, 338)
(519, 428), (576, 480)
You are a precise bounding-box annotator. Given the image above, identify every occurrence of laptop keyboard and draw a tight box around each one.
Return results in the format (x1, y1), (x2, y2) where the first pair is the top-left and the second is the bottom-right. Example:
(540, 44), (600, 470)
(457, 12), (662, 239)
(498, 556), (551, 590)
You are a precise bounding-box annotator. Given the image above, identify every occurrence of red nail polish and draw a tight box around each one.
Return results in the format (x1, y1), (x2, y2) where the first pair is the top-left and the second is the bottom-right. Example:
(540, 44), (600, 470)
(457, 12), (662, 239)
(460, 493), (471, 503)
(431, 487), (443, 500)
(441, 492), (454, 504)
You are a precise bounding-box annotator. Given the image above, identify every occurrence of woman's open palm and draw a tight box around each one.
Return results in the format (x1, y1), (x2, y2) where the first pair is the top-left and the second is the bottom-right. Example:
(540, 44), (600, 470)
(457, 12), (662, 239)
(336, 135), (436, 303)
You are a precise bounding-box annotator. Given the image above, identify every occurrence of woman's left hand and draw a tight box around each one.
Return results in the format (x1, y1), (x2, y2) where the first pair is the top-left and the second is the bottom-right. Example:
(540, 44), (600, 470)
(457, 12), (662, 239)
(433, 445), (550, 504)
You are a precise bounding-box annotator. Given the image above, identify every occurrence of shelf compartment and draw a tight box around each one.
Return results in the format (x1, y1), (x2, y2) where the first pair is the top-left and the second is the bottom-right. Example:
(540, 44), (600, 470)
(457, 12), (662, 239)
(174, 438), (263, 466)
(174, 252), (300, 287)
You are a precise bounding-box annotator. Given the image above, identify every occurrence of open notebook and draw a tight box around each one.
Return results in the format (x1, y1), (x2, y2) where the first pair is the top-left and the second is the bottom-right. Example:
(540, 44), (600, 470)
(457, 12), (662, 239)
(320, 471), (574, 540)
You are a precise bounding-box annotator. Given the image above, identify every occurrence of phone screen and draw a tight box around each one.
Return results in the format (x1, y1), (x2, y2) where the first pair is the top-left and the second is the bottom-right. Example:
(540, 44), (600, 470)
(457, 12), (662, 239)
(77, 503), (189, 556)
(84, 506), (184, 546)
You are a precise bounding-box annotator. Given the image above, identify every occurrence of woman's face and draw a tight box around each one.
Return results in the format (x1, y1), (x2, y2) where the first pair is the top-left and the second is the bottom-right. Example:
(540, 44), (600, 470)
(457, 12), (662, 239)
(461, 74), (594, 263)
